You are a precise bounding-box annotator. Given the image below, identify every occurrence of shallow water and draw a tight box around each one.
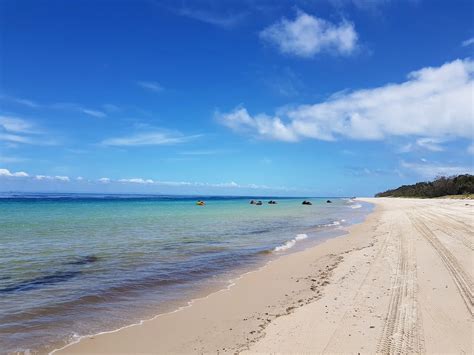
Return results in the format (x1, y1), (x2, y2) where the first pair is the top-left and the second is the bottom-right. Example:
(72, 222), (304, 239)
(0, 194), (371, 354)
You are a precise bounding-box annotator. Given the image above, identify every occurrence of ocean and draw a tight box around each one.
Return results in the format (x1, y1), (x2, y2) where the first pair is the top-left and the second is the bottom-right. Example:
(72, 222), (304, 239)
(0, 193), (372, 354)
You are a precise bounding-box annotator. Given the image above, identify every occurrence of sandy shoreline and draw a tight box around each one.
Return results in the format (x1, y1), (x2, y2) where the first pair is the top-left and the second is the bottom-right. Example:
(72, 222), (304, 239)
(55, 198), (473, 354)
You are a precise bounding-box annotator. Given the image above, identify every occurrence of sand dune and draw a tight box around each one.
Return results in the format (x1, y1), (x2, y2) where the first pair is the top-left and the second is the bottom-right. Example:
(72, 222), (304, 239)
(56, 198), (473, 354)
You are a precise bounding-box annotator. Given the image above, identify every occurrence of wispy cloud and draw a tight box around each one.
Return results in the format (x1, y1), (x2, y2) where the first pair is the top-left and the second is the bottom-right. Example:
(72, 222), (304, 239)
(400, 160), (474, 179)
(0, 115), (55, 146)
(178, 149), (235, 155)
(0, 95), (107, 118)
(101, 131), (201, 146)
(81, 109), (107, 118)
(0, 116), (38, 134)
(176, 6), (246, 28)
(462, 37), (474, 47)
(102, 104), (121, 113)
(467, 144), (474, 155)
(0, 95), (40, 108)
(260, 10), (358, 58)
(345, 166), (398, 177)
(414, 137), (446, 152)
(136, 81), (164, 93)
(218, 58), (474, 143)
(329, 0), (392, 12)
(400, 137), (448, 153)
(0, 155), (28, 163)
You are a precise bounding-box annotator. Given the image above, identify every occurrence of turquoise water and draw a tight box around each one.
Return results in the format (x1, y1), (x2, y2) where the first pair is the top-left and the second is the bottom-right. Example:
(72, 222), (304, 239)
(0, 194), (371, 354)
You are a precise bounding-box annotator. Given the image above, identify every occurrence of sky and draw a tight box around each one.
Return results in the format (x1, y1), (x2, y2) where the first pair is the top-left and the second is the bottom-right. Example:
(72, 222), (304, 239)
(0, 0), (473, 196)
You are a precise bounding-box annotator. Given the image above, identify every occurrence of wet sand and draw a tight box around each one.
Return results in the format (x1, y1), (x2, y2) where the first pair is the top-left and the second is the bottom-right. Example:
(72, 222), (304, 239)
(55, 198), (473, 354)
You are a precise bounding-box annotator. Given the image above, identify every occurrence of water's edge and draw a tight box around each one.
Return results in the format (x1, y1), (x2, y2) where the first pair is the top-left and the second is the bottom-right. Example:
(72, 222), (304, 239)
(49, 200), (374, 355)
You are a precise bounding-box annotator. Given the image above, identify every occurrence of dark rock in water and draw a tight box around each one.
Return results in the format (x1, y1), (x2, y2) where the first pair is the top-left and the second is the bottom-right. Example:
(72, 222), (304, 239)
(268, 200), (277, 204)
(250, 200), (256, 204)
(67, 255), (100, 265)
(0, 270), (82, 293)
(256, 201), (263, 205)
(326, 200), (332, 203)
(302, 200), (312, 205)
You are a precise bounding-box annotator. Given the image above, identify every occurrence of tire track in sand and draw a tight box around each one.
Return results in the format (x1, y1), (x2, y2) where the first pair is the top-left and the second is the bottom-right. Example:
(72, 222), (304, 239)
(376, 211), (425, 354)
(408, 212), (474, 316)
(417, 210), (473, 251)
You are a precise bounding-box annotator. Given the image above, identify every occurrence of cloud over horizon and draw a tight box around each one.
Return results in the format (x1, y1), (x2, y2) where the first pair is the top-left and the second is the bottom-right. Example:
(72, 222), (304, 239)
(0, 167), (289, 192)
(218, 58), (474, 143)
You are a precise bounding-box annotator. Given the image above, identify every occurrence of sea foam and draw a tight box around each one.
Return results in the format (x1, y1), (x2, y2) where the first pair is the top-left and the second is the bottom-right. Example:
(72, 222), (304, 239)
(274, 233), (308, 252)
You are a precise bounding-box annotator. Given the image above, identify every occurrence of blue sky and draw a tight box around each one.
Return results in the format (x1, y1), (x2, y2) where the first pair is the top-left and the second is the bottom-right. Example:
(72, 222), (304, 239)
(0, 0), (473, 196)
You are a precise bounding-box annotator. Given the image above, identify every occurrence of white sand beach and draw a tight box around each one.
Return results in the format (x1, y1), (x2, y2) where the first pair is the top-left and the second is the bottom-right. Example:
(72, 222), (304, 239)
(56, 198), (473, 354)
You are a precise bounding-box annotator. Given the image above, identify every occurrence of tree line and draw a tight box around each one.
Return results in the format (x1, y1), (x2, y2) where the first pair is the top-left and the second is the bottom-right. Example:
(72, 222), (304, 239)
(375, 174), (474, 198)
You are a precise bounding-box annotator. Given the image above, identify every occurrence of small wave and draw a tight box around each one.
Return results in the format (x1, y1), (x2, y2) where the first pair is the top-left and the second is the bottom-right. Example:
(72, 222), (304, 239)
(274, 240), (296, 252)
(295, 234), (308, 241)
(349, 204), (362, 209)
(274, 233), (308, 252)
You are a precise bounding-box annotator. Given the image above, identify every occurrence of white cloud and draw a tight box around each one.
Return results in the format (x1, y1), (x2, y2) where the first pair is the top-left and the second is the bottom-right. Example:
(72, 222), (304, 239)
(414, 137), (446, 152)
(0, 168), (291, 191)
(0, 168), (29, 177)
(136, 81), (164, 93)
(34, 175), (70, 181)
(216, 107), (299, 142)
(102, 131), (200, 146)
(81, 109), (107, 118)
(260, 11), (358, 57)
(118, 178), (154, 184)
(462, 37), (474, 47)
(400, 161), (474, 179)
(218, 58), (474, 142)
